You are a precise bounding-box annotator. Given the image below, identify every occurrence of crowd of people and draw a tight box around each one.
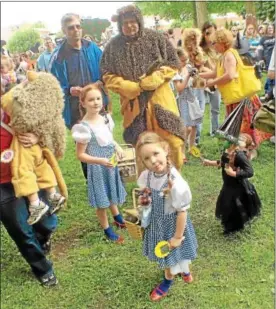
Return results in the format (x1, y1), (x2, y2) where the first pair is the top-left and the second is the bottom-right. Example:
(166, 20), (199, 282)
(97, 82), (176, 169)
(1, 4), (275, 301)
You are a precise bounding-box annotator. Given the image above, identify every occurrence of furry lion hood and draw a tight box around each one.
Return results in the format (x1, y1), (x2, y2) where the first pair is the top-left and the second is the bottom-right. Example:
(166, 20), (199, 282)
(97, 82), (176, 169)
(1, 71), (66, 158)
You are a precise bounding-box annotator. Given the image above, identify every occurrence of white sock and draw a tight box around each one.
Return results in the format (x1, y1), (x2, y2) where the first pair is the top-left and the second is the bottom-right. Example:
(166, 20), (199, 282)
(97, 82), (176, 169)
(30, 199), (40, 207)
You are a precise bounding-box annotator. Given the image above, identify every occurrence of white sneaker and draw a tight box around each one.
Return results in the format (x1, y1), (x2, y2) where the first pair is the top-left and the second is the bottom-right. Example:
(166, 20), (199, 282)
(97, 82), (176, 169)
(28, 201), (49, 225)
(49, 193), (66, 214)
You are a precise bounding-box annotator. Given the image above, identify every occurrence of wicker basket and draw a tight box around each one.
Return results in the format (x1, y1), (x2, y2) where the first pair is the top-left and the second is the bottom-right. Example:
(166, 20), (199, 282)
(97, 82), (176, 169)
(124, 188), (143, 240)
(118, 144), (137, 183)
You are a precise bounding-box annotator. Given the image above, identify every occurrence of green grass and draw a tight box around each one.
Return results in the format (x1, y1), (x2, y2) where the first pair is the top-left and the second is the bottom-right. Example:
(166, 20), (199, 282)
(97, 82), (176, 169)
(1, 92), (274, 309)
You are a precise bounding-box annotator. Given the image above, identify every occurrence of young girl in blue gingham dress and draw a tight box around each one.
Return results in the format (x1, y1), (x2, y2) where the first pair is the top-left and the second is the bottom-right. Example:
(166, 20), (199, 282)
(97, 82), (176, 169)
(173, 48), (203, 158)
(72, 84), (127, 243)
(136, 131), (198, 302)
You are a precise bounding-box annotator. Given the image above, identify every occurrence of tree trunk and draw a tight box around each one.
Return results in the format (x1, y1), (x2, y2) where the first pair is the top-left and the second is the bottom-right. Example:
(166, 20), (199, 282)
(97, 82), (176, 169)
(194, 0), (207, 29)
(245, 1), (256, 16)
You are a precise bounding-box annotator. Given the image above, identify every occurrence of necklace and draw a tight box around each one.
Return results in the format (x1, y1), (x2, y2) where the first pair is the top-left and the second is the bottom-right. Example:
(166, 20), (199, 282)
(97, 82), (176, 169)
(153, 172), (167, 178)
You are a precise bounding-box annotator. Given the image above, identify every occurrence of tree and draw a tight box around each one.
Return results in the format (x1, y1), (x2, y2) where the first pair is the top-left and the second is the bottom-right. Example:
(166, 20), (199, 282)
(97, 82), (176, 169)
(81, 18), (111, 41)
(194, 0), (207, 28)
(7, 28), (41, 53)
(256, 0), (275, 22)
(136, 1), (245, 23)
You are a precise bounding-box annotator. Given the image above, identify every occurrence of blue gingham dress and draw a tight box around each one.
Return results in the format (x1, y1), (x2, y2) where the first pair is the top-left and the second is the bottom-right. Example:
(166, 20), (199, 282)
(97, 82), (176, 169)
(143, 172), (198, 269)
(178, 80), (202, 127)
(81, 122), (127, 208)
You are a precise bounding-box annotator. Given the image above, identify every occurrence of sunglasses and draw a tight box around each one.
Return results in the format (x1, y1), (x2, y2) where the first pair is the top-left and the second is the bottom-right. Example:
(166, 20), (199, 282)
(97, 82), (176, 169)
(67, 24), (82, 31)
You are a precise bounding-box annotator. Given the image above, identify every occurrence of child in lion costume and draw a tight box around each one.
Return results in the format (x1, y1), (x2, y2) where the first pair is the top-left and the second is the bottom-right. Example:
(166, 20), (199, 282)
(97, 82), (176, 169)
(1, 71), (68, 225)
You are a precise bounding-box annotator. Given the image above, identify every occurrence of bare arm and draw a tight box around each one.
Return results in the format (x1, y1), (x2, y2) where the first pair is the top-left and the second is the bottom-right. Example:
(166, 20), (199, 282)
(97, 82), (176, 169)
(170, 211), (187, 248)
(76, 143), (113, 167)
(199, 69), (217, 79)
(202, 159), (221, 167)
(174, 75), (189, 93)
(207, 52), (237, 87)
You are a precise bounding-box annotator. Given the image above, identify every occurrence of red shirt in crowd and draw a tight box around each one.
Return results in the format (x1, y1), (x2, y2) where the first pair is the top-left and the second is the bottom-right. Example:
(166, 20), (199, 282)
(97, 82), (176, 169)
(0, 111), (12, 184)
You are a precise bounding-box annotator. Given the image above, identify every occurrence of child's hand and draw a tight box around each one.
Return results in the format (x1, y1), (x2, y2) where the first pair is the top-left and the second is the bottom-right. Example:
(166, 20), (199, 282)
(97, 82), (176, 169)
(169, 236), (185, 248)
(99, 158), (113, 168)
(18, 133), (39, 147)
(224, 165), (236, 177)
(115, 146), (125, 160)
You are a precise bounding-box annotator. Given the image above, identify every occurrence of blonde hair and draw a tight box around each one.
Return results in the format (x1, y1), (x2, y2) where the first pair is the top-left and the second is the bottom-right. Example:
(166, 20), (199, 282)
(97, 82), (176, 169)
(238, 133), (254, 149)
(176, 47), (188, 61)
(1, 55), (14, 71)
(136, 131), (173, 194)
(182, 28), (205, 66)
(211, 29), (234, 50)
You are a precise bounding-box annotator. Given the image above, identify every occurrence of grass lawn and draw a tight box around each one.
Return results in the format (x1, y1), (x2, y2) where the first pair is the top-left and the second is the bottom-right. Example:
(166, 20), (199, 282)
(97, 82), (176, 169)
(1, 92), (275, 309)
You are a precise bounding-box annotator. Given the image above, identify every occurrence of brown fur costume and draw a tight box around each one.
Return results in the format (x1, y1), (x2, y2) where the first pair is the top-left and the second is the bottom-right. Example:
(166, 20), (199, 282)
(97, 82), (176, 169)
(1, 71), (67, 198)
(101, 5), (185, 170)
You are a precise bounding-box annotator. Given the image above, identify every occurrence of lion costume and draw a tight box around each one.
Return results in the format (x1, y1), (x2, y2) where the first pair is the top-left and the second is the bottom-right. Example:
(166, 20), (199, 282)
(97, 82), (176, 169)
(101, 5), (185, 170)
(1, 71), (67, 199)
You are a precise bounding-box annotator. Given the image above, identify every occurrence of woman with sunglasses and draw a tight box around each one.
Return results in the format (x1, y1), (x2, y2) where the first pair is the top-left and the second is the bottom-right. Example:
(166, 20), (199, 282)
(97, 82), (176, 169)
(200, 21), (221, 136)
(199, 29), (270, 157)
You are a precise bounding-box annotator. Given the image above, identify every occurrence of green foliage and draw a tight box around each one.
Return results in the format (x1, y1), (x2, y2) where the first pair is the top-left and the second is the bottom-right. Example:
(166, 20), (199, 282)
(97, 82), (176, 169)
(256, 1), (275, 22)
(136, 1), (245, 22)
(7, 28), (41, 53)
(32, 21), (46, 29)
(81, 18), (111, 41)
(207, 1), (244, 15)
(171, 19), (193, 29)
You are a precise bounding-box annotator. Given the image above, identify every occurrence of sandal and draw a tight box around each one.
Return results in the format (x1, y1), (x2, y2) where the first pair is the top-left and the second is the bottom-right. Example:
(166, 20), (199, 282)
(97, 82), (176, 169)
(150, 285), (168, 302)
(113, 221), (126, 229)
(181, 273), (193, 283)
(106, 234), (125, 244)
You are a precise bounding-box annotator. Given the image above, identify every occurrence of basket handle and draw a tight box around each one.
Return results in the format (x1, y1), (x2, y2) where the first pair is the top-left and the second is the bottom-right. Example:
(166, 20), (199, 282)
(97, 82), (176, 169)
(132, 188), (141, 209)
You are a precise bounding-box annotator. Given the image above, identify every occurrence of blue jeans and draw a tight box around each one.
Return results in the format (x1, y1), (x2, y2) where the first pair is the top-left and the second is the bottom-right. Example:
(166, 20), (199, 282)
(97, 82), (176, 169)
(205, 89), (221, 134)
(194, 88), (206, 143)
(0, 183), (58, 277)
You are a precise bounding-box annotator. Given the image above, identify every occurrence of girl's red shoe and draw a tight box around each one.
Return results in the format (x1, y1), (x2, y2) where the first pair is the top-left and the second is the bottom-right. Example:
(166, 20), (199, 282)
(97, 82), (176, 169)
(181, 273), (193, 283)
(150, 285), (168, 302)
(113, 221), (126, 229)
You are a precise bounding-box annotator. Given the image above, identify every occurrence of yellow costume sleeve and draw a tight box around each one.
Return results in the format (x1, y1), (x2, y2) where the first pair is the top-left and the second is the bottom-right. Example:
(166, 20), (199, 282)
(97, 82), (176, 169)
(139, 66), (178, 91)
(1, 90), (14, 116)
(103, 73), (141, 100)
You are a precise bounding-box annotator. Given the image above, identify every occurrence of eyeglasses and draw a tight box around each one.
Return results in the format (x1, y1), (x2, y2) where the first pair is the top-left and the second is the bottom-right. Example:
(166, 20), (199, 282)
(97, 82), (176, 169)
(67, 24), (82, 31)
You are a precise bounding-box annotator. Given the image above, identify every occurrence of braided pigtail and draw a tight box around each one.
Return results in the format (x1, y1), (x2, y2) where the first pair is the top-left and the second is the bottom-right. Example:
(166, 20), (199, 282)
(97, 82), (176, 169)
(163, 156), (173, 197)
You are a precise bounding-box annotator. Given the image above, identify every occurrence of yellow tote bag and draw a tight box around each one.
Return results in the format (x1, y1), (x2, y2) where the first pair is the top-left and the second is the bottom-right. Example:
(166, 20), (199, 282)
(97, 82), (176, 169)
(217, 48), (261, 105)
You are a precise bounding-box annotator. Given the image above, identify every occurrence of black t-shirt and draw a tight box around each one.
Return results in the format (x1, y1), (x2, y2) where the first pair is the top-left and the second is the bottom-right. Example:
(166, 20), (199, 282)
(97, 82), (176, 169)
(259, 36), (276, 68)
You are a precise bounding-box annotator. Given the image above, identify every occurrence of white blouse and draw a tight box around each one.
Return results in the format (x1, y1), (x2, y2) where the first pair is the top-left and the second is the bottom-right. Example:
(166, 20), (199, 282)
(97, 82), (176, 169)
(71, 114), (115, 146)
(137, 167), (192, 214)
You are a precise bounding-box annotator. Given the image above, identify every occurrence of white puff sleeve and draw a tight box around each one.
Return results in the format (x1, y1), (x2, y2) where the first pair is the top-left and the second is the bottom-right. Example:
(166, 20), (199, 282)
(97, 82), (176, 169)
(172, 73), (183, 82)
(71, 123), (91, 144)
(106, 114), (115, 132)
(170, 170), (192, 212)
(137, 170), (148, 188)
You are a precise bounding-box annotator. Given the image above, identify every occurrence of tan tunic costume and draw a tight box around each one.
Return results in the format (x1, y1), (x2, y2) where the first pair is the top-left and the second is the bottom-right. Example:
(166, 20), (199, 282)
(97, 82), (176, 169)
(101, 5), (185, 170)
